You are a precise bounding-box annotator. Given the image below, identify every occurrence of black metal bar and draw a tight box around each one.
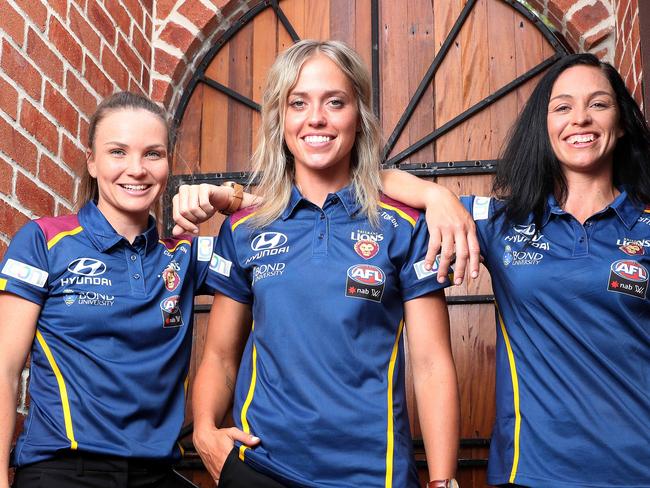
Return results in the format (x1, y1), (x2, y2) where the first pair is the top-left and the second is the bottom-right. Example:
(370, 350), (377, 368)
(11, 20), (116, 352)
(202, 76), (261, 112)
(371, 0), (380, 118)
(270, 0), (300, 42)
(381, 0), (477, 161)
(386, 53), (562, 166)
(397, 159), (498, 176)
(504, 0), (570, 55)
(172, 0), (270, 125)
(447, 294), (494, 305)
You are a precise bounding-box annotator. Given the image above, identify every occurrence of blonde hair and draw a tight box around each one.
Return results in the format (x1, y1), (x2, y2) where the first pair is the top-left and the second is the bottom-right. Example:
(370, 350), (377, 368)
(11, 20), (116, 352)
(249, 40), (382, 227)
(77, 91), (173, 212)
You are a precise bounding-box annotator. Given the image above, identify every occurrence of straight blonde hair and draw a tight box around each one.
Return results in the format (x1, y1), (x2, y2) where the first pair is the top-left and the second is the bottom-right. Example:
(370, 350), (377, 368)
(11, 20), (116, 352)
(249, 40), (382, 228)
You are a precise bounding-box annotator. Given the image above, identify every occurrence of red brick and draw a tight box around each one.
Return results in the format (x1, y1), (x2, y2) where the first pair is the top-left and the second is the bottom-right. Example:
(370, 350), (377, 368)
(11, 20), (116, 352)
(141, 0), (153, 15)
(101, 45), (129, 90)
(39, 153), (74, 202)
(70, 5), (101, 60)
(16, 172), (55, 217)
(156, 0), (176, 20)
(584, 26), (613, 51)
(61, 134), (87, 175)
(179, 1), (218, 31)
(159, 22), (197, 53)
(615, 36), (624, 69)
(548, 0), (576, 23)
(120, 0), (144, 27)
(66, 71), (99, 118)
(56, 203), (74, 216)
(47, 0), (67, 18)
(622, 5), (632, 42)
(79, 118), (89, 147)
(27, 28), (64, 87)
(0, 119), (38, 173)
(0, 77), (19, 120)
(44, 82), (79, 136)
(145, 14), (152, 40)
(49, 18), (83, 72)
(0, 0), (26, 46)
(151, 79), (173, 107)
(634, 44), (642, 78)
(620, 45), (632, 82)
(567, 2), (610, 42)
(1, 41), (42, 101)
(20, 101), (59, 155)
(0, 241), (7, 260)
(117, 34), (143, 79)
(13, 0), (47, 31)
(593, 47), (608, 61)
(153, 48), (185, 79)
(128, 77), (145, 95)
(0, 156), (13, 194)
(132, 25), (152, 65)
(105, 0), (132, 37)
(84, 55), (113, 98)
(0, 199), (30, 236)
(142, 67), (150, 93)
(87, 0), (116, 46)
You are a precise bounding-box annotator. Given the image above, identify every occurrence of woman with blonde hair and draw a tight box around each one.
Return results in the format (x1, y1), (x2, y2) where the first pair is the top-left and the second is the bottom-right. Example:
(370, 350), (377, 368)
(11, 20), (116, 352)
(193, 40), (460, 488)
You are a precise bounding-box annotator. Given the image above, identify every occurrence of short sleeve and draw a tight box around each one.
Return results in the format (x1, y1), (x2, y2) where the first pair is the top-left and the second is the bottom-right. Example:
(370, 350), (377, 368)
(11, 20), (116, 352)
(400, 214), (451, 302)
(204, 219), (252, 304)
(0, 221), (50, 305)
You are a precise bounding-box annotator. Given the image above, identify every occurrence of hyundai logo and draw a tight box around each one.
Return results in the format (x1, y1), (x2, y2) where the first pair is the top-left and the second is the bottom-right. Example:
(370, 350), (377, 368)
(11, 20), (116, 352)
(251, 232), (288, 251)
(67, 258), (107, 276)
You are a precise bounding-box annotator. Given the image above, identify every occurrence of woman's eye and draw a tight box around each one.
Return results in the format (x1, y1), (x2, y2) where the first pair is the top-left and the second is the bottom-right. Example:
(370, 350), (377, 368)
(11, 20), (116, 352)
(329, 99), (344, 108)
(145, 151), (162, 159)
(110, 149), (126, 156)
(289, 99), (305, 109)
(553, 105), (570, 113)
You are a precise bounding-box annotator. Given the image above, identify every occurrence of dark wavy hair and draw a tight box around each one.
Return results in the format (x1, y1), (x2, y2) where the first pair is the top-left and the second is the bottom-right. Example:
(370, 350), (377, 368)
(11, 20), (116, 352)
(493, 53), (650, 227)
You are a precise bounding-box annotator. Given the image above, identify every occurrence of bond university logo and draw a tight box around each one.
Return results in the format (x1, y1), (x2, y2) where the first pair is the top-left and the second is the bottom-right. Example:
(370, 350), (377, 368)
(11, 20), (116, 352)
(607, 260), (648, 299)
(345, 264), (385, 302)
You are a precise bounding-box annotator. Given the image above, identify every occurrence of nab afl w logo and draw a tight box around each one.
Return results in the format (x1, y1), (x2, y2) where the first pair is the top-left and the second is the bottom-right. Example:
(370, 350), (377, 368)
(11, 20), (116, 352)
(345, 264), (386, 302)
(608, 259), (648, 299)
(67, 258), (106, 276)
(251, 232), (288, 251)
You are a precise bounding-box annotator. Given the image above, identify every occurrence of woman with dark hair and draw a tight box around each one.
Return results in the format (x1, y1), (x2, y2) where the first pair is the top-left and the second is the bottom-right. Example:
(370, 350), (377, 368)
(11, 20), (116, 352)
(0, 92), (247, 488)
(460, 53), (650, 487)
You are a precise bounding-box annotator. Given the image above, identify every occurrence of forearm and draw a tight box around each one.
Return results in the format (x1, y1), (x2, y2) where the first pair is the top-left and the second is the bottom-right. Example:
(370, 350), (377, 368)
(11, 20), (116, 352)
(192, 352), (238, 432)
(414, 359), (460, 479)
(0, 375), (20, 488)
(380, 169), (454, 209)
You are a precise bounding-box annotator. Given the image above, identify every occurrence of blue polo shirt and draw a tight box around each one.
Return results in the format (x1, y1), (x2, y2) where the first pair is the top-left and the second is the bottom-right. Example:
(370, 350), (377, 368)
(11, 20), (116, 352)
(461, 192), (650, 488)
(0, 201), (215, 465)
(206, 186), (450, 488)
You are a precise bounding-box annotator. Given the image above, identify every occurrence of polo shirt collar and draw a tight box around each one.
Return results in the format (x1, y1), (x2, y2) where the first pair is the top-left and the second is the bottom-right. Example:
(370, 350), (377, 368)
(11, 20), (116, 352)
(78, 201), (160, 253)
(281, 184), (362, 220)
(542, 188), (643, 230)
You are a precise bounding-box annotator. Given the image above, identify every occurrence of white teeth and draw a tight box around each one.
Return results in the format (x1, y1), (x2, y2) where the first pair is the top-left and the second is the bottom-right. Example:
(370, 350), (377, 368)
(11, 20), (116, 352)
(567, 134), (595, 144)
(122, 184), (148, 191)
(304, 135), (332, 143)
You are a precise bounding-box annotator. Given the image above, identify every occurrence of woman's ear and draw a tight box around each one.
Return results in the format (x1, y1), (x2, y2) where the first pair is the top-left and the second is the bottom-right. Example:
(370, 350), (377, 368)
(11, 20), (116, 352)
(86, 149), (97, 178)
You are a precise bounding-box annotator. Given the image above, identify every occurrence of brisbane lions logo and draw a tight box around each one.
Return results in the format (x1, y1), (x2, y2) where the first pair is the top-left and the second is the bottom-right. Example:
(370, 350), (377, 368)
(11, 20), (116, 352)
(354, 240), (379, 259)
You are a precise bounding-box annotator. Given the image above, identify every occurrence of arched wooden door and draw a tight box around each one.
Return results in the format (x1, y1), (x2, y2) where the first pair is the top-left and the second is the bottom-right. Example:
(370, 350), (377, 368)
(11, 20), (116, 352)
(167, 1), (569, 486)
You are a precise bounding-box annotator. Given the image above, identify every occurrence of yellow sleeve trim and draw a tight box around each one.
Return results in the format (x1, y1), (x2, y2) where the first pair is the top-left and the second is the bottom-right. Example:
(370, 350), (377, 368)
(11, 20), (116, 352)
(239, 322), (257, 461)
(0, 278), (6, 291)
(47, 226), (83, 250)
(232, 212), (258, 232)
(378, 202), (416, 227)
(384, 320), (404, 488)
(496, 306), (521, 483)
(35, 330), (78, 450)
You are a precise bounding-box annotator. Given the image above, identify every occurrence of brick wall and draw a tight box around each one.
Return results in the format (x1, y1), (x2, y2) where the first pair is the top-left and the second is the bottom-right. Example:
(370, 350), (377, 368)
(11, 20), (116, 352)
(615, 0), (642, 102)
(0, 0), (154, 259)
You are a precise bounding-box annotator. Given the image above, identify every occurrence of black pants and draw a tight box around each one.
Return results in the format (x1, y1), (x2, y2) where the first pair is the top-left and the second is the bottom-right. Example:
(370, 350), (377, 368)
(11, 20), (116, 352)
(219, 448), (287, 488)
(13, 451), (197, 488)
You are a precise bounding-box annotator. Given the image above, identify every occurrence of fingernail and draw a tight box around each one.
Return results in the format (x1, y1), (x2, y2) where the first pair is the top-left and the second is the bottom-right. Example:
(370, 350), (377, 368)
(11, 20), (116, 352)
(471, 271), (478, 278)
(455, 278), (462, 285)
(251, 436), (260, 442)
(438, 277), (445, 283)
(425, 263), (432, 270)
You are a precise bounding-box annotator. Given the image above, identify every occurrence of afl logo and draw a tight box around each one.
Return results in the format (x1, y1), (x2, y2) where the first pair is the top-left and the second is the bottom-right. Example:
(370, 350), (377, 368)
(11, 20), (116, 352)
(347, 264), (385, 285)
(610, 260), (648, 282)
(251, 232), (288, 251)
(67, 258), (107, 276)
